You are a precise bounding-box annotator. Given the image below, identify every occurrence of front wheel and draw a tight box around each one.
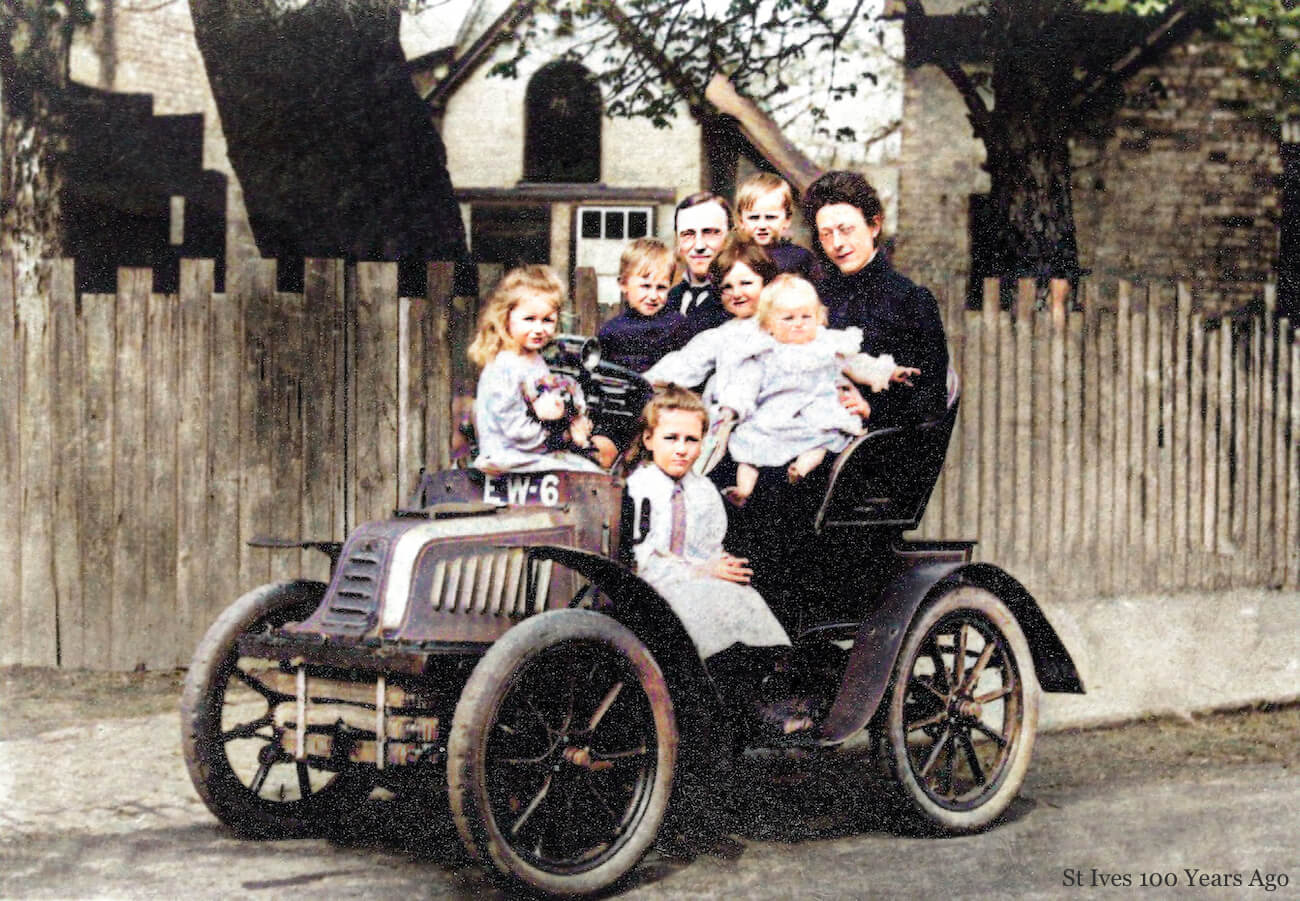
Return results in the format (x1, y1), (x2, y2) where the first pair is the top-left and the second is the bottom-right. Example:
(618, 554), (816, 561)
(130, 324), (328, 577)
(878, 584), (1039, 833)
(448, 609), (677, 896)
(180, 580), (369, 837)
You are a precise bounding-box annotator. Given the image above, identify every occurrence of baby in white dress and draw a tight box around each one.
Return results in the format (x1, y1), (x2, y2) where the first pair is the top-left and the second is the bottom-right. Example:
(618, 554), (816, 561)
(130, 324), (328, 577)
(715, 275), (919, 504)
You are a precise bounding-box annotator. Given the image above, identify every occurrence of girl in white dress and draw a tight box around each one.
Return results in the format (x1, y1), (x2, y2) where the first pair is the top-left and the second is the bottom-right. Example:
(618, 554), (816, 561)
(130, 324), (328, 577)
(468, 265), (604, 474)
(643, 237), (777, 426)
(626, 386), (810, 735)
(715, 274), (919, 504)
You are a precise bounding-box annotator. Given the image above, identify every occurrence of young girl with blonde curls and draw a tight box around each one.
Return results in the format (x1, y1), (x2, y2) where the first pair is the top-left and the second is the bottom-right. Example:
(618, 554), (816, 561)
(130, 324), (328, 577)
(468, 265), (603, 474)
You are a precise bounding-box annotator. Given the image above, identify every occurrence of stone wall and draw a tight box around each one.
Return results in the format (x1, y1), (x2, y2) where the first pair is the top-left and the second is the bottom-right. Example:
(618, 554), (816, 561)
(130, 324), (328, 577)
(895, 37), (1282, 314)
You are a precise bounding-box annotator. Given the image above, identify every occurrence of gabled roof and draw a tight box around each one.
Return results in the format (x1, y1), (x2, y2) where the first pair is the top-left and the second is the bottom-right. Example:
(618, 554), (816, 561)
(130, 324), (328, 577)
(424, 0), (535, 111)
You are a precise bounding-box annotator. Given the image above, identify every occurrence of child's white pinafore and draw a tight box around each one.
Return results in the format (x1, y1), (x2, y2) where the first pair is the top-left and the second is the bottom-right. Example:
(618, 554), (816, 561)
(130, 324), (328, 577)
(472, 350), (603, 474)
(625, 465), (790, 659)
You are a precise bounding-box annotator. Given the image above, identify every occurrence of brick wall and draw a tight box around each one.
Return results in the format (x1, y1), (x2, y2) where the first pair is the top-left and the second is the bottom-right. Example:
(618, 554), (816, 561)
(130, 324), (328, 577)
(895, 38), (1282, 313)
(1072, 40), (1280, 312)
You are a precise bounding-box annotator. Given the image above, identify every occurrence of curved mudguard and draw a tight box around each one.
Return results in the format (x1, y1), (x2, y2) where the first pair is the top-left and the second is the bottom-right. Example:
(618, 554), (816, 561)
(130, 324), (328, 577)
(524, 545), (722, 714)
(819, 561), (1084, 744)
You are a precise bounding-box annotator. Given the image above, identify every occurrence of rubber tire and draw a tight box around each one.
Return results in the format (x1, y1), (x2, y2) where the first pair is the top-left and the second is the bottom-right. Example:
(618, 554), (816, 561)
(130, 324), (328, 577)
(181, 580), (368, 838)
(448, 609), (677, 897)
(879, 584), (1039, 834)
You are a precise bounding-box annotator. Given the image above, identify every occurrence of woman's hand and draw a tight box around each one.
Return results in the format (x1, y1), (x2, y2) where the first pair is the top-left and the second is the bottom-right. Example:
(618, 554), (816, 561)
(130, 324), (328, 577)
(891, 365), (921, 387)
(837, 380), (871, 419)
(709, 553), (753, 584)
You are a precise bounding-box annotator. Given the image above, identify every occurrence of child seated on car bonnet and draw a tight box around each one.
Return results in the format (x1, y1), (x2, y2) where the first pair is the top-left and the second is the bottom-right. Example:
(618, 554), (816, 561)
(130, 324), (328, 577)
(468, 265), (604, 474)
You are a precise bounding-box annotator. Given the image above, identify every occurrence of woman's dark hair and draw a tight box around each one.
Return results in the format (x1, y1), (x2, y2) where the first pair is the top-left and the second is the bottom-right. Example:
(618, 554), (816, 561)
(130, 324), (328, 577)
(708, 233), (779, 285)
(802, 170), (884, 228)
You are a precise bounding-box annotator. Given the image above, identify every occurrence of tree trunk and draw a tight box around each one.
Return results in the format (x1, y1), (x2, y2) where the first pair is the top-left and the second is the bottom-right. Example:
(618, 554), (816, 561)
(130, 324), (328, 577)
(981, 107), (1080, 282)
(1, 17), (75, 299)
(979, 5), (1083, 284)
(189, 0), (467, 284)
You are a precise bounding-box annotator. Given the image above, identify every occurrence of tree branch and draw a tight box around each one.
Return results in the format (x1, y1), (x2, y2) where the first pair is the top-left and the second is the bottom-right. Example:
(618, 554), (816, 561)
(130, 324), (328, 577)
(904, 0), (991, 138)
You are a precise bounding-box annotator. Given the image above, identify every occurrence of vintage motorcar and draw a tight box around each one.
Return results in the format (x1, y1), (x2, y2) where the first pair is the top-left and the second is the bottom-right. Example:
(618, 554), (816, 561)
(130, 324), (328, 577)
(180, 336), (1084, 896)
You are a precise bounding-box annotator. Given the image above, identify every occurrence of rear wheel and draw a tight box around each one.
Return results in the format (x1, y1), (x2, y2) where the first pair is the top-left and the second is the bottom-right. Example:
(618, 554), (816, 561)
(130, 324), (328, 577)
(448, 609), (676, 896)
(879, 584), (1039, 833)
(180, 580), (369, 837)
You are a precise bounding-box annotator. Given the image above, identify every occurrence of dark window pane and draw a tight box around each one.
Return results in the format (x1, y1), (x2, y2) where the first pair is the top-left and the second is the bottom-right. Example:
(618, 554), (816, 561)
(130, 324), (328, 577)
(471, 204), (551, 267)
(628, 211), (648, 238)
(524, 62), (601, 183)
(581, 210), (602, 239)
(604, 211), (624, 239)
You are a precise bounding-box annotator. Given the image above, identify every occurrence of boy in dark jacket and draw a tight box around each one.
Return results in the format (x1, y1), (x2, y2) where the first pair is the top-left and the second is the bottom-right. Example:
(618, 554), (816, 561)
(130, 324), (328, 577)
(597, 237), (688, 373)
(736, 172), (821, 283)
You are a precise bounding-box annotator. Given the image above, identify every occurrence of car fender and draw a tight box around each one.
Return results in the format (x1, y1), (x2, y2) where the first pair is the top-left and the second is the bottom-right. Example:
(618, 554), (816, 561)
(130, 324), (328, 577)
(819, 561), (1085, 744)
(524, 545), (724, 725)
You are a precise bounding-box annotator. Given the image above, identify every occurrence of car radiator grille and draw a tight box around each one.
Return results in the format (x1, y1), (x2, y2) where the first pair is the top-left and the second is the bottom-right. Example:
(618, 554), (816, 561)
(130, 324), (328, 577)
(424, 549), (552, 617)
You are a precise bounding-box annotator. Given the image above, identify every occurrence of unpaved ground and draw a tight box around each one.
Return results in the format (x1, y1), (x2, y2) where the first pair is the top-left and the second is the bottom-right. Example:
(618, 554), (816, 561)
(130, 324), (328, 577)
(1, 667), (1298, 899)
(5, 665), (1298, 781)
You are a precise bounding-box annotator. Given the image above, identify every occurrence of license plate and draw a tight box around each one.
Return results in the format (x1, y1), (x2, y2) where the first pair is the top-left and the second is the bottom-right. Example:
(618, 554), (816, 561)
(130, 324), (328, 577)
(481, 472), (563, 507)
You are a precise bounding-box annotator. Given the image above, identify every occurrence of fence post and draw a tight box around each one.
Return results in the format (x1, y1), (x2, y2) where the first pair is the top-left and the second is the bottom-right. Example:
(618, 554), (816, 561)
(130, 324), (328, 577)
(574, 266), (599, 336)
(427, 261), (456, 471)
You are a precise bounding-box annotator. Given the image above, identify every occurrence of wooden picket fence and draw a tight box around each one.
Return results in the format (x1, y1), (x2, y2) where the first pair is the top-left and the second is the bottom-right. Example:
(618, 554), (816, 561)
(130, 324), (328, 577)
(0, 257), (1296, 671)
(913, 278), (1300, 600)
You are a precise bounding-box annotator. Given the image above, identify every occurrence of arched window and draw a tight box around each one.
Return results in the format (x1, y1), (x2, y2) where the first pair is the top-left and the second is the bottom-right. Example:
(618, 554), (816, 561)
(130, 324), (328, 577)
(524, 61), (601, 183)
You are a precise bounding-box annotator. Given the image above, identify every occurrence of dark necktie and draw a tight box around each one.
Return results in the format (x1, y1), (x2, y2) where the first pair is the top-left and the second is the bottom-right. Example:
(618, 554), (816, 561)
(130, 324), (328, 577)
(681, 288), (707, 317)
(669, 482), (686, 556)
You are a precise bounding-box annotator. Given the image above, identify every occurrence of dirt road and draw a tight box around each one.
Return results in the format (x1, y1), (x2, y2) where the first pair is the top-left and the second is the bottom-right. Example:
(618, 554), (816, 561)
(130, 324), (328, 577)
(1, 667), (1297, 898)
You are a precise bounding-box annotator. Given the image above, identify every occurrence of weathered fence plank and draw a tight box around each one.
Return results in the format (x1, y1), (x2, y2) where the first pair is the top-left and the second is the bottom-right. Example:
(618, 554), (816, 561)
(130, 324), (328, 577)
(979, 282), (999, 561)
(269, 285), (304, 585)
(50, 260), (84, 668)
(1048, 298), (1067, 590)
(1063, 307), (1084, 591)
(237, 260), (274, 592)
(1187, 311), (1205, 587)
(1127, 293), (1147, 585)
(1172, 285), (1191, 585)
(145, 288), (180, 665)
(960, 309), (982, 546)
(1273, 319), (1292, 586)
(111, 269), (151, 670)
(80, 294), (116, 669)
(207, 278), (244, 625)
(1215, 321), (1234, 570)
(1143, 300), (1162, 590)
(0, 257), (18, 666)
(426, 262), (456, 471)
(1111, 285), (1132, 592)
(19, 263), (56, 665)
(353, 262), (401, 524)
(1288, 341), (1300, 588)
(177, 260), (213, 665)
(300, 259), (346, 583)
(1082, 300), (1101, 589)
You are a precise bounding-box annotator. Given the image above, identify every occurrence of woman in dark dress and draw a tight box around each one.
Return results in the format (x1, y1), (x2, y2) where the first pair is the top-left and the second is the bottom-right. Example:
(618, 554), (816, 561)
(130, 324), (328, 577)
(730, 171), (950, 630)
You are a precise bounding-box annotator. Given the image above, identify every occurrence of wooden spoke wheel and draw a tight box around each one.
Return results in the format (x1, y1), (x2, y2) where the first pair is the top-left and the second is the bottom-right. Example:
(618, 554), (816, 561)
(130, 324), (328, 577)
(880, 584), (1039, 833)
(448, 610), (676, 896)
(181, 581), (368, 837)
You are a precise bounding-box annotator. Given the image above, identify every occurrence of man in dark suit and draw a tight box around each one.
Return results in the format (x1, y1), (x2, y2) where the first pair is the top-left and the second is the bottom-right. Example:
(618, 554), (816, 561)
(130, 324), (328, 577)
(667, 192), (733, 339)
